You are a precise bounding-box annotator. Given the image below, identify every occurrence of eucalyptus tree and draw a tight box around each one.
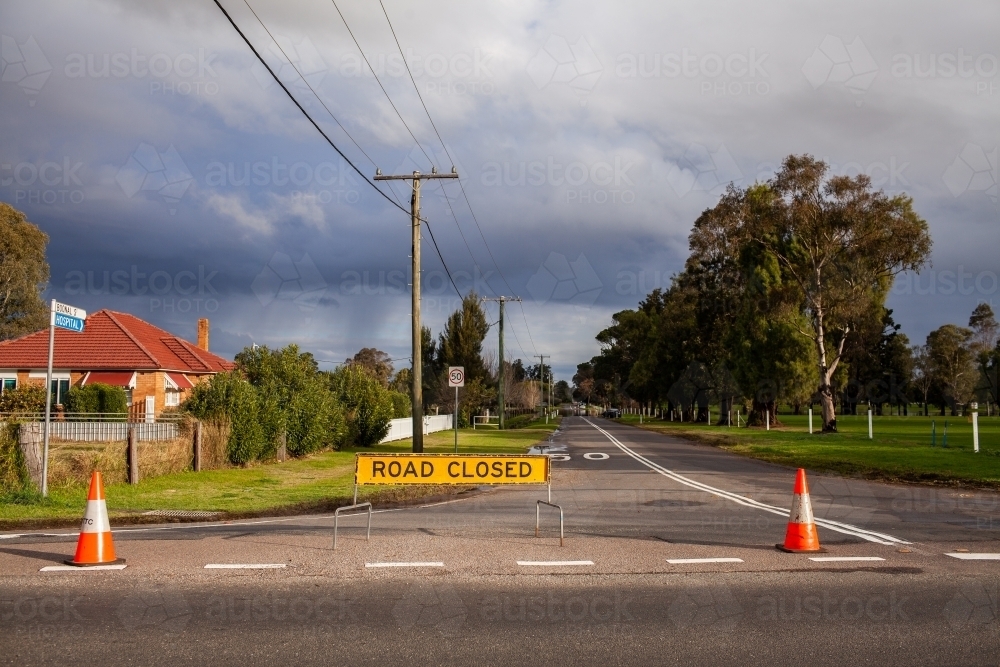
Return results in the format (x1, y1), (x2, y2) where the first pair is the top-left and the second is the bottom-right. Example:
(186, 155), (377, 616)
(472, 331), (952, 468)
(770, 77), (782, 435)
(701, 155), (930, 431)
(0, 203), (49, 340)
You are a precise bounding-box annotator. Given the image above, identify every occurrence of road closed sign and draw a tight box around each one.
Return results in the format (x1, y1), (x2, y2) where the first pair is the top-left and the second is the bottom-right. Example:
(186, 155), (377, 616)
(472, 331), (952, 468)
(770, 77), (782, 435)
(448, 366), (465, 387)
(355, 453), (549, 485)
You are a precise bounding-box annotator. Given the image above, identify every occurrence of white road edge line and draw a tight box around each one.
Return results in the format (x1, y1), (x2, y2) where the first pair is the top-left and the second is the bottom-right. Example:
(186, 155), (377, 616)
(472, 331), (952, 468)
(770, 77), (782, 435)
(204, 563), (287, 569)
(945, 553), (1000, 560)
(583, 418), (911, 546)
(516, 560), (595, 566)
(667, 558), (744, 564)
(808, 556), (886, 562)
(365, 562), (445, 568)
(40, 564), (127, 571)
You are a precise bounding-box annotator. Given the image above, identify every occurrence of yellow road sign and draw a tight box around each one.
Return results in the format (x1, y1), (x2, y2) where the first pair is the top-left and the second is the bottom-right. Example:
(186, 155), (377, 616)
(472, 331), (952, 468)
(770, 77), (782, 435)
(355, 453), (549, 486)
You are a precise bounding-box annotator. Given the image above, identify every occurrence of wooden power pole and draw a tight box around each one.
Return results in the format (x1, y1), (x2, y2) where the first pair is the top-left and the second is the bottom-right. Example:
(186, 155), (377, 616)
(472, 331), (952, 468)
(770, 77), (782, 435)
(375, 167), (458, 453)
(482, 296), (521, 430)
(535, 354), (549, 414)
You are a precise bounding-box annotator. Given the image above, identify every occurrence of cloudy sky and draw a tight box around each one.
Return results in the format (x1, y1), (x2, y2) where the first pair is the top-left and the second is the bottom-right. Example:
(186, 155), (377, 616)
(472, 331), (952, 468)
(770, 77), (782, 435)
(1, 0), (997, 382)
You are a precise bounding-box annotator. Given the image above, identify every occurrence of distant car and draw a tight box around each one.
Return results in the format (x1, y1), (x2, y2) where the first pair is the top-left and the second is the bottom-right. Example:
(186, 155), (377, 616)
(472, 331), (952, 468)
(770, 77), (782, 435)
(601, 408), (620, 419)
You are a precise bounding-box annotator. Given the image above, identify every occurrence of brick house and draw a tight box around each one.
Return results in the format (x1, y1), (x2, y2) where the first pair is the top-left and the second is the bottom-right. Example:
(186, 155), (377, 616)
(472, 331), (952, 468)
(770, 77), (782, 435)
(0, 311), (234, 419)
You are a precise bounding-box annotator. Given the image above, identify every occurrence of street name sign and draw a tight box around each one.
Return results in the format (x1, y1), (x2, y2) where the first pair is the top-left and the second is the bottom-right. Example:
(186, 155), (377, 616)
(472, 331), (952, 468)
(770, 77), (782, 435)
(52, 301), (86, 332)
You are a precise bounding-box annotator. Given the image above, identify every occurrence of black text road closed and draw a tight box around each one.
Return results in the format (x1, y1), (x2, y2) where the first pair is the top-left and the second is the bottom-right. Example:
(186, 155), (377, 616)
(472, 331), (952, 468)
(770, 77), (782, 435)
(355, 454), (549, 485)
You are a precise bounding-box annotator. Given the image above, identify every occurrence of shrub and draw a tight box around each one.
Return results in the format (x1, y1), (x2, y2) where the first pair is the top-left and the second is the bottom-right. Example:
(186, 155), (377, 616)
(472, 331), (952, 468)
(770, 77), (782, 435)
(0, 384), (45, 415)
(388, 391), (411, 419)
(234, 344), (345, 456)
(505, 414), (536, 429)
(0, 422), (29, 493)
(183, 371), (266, 464)
(64, 383), (127, 419)
(329, 365), (394, 447)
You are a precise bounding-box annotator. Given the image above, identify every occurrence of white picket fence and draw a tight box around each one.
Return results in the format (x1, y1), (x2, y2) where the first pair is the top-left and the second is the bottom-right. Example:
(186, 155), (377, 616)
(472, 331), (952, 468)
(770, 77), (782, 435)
(380, 414), (454, 443)
(4, 421), (179, 442)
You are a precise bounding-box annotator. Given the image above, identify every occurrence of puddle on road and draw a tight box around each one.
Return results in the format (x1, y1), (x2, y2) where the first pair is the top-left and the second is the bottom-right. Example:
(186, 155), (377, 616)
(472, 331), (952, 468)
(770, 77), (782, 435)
(528, 444), (567, 455)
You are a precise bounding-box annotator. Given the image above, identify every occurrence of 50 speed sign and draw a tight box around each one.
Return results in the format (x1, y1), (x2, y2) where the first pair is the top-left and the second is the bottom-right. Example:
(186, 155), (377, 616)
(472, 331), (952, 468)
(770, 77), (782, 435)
(448, 366), (465, 387)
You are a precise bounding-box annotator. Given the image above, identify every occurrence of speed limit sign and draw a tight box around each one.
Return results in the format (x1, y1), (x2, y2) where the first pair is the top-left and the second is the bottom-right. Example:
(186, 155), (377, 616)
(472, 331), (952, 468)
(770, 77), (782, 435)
(448, 366), (465, 387)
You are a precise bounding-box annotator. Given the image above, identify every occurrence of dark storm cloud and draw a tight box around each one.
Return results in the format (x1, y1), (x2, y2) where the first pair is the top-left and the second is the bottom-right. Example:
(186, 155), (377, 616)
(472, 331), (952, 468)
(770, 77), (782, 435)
(1, 0), (997, 378)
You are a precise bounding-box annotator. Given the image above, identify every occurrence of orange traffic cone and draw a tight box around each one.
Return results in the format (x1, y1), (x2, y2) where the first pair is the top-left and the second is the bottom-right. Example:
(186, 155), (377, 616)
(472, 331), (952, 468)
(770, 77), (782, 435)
(65, 471), (125, 566)
(776, 468), (826, 553)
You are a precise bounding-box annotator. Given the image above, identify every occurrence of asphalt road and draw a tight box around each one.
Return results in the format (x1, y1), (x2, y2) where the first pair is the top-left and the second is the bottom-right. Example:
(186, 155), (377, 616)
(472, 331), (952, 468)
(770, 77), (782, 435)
(2, 417), (999, 666)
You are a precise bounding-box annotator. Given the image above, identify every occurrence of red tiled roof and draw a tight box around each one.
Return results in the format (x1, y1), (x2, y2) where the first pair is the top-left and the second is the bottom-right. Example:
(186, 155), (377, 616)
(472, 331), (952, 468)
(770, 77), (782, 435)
(0, 310), (235, 373)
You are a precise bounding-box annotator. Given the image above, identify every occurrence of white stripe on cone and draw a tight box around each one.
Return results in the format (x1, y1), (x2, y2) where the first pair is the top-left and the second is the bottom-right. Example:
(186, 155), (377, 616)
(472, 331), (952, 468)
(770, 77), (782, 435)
(788, 492), (814, 525)
(80, 499), (111, 534)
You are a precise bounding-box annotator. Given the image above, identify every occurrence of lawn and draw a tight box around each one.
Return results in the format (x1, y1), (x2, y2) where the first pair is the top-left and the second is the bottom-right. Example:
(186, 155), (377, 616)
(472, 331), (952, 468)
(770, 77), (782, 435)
(0, 418), (560, 529)
(616, 411), (1000, 488)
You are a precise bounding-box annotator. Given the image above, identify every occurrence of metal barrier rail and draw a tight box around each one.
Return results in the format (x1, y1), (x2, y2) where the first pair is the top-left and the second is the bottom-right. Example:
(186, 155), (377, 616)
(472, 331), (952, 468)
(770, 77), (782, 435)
(536, 500), (564, 547)
(333, 502), (372, 550)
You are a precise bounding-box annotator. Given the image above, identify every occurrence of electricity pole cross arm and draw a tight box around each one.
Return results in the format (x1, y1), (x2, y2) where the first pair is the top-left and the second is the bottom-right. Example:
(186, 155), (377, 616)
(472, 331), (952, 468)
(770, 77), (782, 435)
(374, 168), (458, 453)
(482, 296), (521, 430)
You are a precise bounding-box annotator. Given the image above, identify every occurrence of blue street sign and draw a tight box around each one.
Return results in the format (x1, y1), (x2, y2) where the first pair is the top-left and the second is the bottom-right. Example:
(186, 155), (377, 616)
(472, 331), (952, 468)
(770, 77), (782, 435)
(54, 313), (85, 332)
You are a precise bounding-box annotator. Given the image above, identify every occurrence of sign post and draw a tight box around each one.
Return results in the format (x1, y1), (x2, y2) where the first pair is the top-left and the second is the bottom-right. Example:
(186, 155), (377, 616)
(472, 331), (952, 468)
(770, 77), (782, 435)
(448, 367), (465, 453)
(42, 300), (86, 497)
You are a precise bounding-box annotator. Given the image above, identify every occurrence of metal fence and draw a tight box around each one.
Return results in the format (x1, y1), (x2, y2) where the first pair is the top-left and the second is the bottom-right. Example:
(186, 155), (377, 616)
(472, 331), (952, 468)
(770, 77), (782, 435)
(0, 413), (181, 442)
(380, 415), (454, 443)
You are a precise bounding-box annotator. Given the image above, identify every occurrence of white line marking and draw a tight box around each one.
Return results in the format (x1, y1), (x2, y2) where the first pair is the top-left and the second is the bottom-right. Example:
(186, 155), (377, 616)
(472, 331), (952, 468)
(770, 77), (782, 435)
(365, 562), (445, 568)
(516, 560), (594, 566)
(582, 418), (910, 546)
(945, 553), (1000, 560)
(808, 556), (886, 562)
(0, 534), (23, 540)
(40, 564), (127, 571)
(204, 563), (287, 569)
(583, 452), (609, 460)
(667, 558), (744, 564)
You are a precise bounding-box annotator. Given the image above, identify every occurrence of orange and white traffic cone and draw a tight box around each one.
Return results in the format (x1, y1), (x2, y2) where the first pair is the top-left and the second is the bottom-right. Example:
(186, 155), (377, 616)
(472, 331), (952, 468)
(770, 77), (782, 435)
(776, 468), (826, 553)
(65, 471), (125, 567)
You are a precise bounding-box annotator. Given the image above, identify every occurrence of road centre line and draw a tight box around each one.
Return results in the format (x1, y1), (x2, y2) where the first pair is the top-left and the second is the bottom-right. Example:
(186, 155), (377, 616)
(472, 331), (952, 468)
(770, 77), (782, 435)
(204, 563), (287, 569)
(40, 564), (127, 571)
(808, 556), (885, 562)
(517, 560), (595, 566)
(365, 562), (445, 568)
(666, 558), (744, 564)
(945, 553), (1000, 560)
(582, 418), (910, 546)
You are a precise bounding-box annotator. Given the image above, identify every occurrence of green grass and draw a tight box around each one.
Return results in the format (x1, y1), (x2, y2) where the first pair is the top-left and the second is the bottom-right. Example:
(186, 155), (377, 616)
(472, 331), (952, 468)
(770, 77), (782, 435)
(616, 411), (1000, 488)
(0, 418), (560, 529)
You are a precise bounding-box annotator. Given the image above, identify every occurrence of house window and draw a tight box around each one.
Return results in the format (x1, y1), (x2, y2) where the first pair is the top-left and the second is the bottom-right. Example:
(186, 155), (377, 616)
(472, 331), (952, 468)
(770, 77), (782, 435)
(1, 378), (15, 393)
(165, 392), (180, 407)
(50, 379), (70, 405)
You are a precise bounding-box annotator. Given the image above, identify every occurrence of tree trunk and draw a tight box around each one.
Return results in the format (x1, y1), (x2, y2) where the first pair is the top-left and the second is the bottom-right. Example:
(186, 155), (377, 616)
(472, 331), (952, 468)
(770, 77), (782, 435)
(819, 381), (837, 432)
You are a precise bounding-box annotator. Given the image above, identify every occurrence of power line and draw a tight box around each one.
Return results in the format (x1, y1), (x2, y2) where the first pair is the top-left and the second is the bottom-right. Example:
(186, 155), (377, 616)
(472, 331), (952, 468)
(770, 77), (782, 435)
(215, 0), (521, 356)
(213, 0), (465, 302)
(376, 0), (451, 164)
(423, 223), (461, 297)
(211, 0), (407, 216)
(328, 0), (434, 167)
(375, 3), (538, 356)
(240, 0), (406, 211)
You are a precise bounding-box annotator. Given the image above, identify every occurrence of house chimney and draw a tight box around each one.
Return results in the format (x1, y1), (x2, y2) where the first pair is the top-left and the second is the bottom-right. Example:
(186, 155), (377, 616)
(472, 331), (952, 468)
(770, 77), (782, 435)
(197, 318), (209, 352)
